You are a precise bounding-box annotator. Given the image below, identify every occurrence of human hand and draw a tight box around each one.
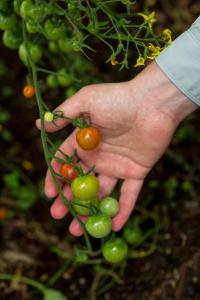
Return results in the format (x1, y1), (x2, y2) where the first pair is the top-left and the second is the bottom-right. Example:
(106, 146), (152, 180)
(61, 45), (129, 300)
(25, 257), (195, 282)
(36, 62), (197, 236)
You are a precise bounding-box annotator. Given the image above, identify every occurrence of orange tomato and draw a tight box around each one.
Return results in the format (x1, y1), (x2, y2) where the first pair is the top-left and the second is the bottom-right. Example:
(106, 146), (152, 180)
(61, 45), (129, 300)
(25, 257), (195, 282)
(76, 127), (100, 150)
(0, 207), (7, 220)
(23, 84), (35, 98)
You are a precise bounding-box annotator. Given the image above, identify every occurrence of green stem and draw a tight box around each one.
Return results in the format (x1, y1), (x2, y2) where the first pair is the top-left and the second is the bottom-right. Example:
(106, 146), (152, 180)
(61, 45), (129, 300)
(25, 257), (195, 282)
(0, 273), (45, 293)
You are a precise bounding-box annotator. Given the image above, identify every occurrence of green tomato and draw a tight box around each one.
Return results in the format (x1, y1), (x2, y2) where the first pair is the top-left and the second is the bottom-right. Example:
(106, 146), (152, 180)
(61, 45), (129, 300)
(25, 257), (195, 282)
(65, 87), (76, 98)
(71, 39), (82, 52)
(71, 175), (99, 200)
(57, 69), (73, 87)
(14, 0), (22, 15)
(58, 38), (73, 53)
(123, 225), (143, 246)
(72, 197), (99, 216)
(44, 19), (66, 41)
(2, 30), (22, 49)
(102, 238), (128, 263)
(48, 41), (59, 53)
(20, 0), (33, 19)
(46, 74), (59, 88)
(18, 42), (42, 66)
(25, 20), (38, 33)
(0, 13), (17, 30)
(20, 0), (50, 22)
(44, 112), (54, 123)
(85, 214), (112, 238)
(99, 197), (119, 217)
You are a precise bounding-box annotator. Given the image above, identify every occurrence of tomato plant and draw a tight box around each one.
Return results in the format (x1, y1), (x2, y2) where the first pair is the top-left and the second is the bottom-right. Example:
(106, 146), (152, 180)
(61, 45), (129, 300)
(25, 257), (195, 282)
(85, 214), (112, 238)
(76, 127), (101, 150)
(71, 175), (99, 200)
(60, 162), (79, 182)
(99, 197), (119, 217)
(102, 238), (128, 263)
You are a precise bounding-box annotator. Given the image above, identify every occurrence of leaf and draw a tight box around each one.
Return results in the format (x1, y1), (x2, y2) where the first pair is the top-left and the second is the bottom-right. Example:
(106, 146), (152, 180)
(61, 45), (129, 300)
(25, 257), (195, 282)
(18, 186), (37, 210)
(3, 171), (20, 191)
(43, 289), (68, 300)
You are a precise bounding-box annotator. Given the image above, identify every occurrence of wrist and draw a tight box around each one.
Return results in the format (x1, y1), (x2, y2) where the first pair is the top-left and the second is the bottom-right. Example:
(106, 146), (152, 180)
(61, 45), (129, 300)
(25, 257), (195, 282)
(129, 61), (198, 126)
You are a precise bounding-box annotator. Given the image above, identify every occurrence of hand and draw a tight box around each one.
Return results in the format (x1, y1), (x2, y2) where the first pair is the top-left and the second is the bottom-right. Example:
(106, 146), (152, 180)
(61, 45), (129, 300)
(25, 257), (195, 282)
(36, 62), (197, 236)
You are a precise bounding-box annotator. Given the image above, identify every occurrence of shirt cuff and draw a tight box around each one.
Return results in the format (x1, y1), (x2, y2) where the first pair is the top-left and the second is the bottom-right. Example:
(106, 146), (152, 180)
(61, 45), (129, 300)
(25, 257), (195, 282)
(156, 17), (200, 106)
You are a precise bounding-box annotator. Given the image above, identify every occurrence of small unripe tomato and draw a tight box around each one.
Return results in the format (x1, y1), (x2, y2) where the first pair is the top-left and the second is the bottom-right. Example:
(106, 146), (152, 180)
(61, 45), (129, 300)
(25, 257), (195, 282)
(46, 74), (59, 88)
(23, 85), (35, 98)
(71, 175), (99, 200)
(85, 214), (112, 238)
(57, 69), (73, 87)
(60, 162), (78, 182)
(123, 225), (143, 246)
(100, 197), (119, 217)
(44, 112), (54, 122)
(18, 42), (42, 66)
(2, 30), (22, 49)
(72, 197), (99, 216)
(0, 13), (17, 30)
(102, 238), (128, 263)
(76, 127), (101, 150)
(44, 19), (66, 41)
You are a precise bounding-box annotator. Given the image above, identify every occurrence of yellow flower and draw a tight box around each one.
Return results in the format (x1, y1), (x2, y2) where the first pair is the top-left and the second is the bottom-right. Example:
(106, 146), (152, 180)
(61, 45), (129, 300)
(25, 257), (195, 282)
(137, 11), (156, 27)
(147, 45), (161, 60)
(162, 28), (172, 44)
(111, 58), (119, 66)
(134, 55), (145, 67)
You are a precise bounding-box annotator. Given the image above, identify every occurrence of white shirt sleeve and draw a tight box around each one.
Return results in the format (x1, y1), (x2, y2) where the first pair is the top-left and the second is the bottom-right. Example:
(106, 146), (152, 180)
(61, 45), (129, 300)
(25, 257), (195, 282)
(156, 17), (200, 106)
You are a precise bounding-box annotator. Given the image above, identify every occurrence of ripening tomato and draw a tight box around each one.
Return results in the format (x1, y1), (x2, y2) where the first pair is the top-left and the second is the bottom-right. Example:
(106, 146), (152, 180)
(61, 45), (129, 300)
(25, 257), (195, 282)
(23, 85), (35, 98)
(72, 197), (99, 216)
(76, 127), (100, 150)
(99, 197), (119, 217)
(60, 162), (79, 182)
(102, 238), (128, 263)
(71, 175), (99, 200)
(85, 214), (112, 238)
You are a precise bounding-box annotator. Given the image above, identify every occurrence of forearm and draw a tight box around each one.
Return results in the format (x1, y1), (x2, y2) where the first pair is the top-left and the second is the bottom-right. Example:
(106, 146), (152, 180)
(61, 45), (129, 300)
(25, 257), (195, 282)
(129, 62), (198, 126)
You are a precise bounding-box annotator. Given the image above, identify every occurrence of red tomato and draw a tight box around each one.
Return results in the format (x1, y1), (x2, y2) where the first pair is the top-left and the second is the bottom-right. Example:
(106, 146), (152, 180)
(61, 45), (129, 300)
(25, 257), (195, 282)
(60, 162), (79, 182)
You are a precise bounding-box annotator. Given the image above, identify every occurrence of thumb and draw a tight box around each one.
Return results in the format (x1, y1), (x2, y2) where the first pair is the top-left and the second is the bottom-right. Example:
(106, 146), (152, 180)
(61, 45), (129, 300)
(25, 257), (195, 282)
(36, 90), (86, 133)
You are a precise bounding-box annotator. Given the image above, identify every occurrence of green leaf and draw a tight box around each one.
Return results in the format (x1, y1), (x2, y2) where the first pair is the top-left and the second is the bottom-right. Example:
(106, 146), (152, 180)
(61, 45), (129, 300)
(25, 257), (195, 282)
(43, 289), (68, 300)
(18, 186), (37, 210)
(3, 171), (20, 191)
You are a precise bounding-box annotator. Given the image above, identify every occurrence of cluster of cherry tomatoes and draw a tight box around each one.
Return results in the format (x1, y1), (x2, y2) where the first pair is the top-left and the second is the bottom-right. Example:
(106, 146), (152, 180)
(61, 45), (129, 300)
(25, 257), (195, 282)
(55, 115), (128, 263)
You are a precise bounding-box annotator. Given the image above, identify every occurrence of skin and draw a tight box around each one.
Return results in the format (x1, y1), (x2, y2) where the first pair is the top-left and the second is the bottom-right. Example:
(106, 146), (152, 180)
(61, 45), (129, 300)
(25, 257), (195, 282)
(36, 62), (198, 236)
